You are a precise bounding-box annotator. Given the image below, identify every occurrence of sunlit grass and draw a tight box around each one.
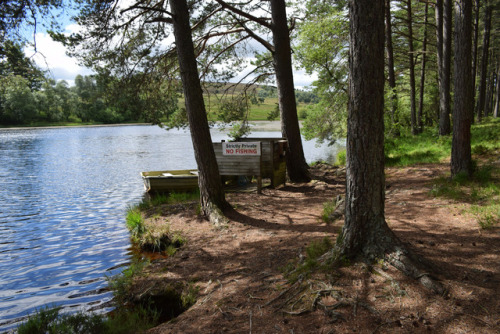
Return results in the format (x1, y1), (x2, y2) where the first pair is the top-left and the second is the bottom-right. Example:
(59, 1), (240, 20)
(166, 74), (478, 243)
(430, 164), (500, 229)
(385, 118), (500, 167)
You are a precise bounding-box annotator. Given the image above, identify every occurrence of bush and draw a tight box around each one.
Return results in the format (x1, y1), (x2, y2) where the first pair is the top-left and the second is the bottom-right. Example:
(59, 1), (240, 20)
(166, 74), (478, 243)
(336, 150), (346, 166)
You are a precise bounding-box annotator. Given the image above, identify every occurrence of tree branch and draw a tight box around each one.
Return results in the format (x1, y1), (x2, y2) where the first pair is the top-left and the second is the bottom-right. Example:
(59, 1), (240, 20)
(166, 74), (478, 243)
(199, 35), (251, 79)
(233, 16), (274, 53)
(214, 0), (271, 29)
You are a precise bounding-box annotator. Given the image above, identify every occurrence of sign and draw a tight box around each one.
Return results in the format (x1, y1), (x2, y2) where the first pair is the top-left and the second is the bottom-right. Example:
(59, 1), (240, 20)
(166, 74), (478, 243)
(222, 142), (261, 156)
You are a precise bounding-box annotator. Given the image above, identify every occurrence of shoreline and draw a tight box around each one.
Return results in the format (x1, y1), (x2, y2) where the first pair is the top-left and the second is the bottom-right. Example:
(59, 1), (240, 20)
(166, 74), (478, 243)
(0, 121), (287, 132)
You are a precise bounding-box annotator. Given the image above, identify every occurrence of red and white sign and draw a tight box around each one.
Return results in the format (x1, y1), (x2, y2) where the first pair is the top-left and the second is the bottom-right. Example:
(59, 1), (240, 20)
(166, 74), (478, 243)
(222, 142), (261, 156)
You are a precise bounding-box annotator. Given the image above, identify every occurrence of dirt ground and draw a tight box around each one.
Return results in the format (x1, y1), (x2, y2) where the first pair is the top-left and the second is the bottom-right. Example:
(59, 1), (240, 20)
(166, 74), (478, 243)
(136, 162), (499, 334)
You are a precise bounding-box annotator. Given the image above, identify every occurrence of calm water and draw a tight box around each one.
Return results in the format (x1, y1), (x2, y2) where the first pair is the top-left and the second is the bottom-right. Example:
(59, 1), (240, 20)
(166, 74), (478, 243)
(0, 124), (344, 331)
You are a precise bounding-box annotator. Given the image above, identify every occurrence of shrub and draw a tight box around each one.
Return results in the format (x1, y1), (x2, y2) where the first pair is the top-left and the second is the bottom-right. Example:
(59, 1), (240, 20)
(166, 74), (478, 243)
(336, 150), (346, 166)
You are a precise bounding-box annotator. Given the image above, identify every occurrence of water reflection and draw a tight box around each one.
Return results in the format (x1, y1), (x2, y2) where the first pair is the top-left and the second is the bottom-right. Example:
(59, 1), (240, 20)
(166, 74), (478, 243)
(0, 125), (344, 331)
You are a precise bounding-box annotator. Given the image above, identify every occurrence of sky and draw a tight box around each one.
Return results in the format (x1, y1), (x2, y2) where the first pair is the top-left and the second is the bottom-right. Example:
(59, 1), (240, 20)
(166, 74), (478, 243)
(27, 27), (93, 85)
(25, 15), (316, 89)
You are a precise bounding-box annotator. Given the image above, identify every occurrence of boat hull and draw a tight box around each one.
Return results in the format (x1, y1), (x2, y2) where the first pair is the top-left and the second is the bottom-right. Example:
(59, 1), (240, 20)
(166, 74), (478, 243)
(141, 170), (199, 193)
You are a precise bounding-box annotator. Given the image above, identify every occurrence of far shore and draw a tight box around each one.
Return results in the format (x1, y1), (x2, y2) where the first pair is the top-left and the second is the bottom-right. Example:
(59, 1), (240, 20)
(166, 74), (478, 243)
(0, 120), (291, 132)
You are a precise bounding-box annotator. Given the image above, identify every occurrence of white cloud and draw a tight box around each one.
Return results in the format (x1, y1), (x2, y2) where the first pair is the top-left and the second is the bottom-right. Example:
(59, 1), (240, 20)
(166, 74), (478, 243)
(26, 30), (93, 84)
(293, 70), (317, 90)
(23, 22), (316, 89)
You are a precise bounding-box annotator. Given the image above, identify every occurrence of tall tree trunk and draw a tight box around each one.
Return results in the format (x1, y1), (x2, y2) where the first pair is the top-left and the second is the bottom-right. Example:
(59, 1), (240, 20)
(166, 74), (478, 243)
(339, 0), (444, 294)
(485, 64), (495, 117)
(269, 0), (310, 182)
(451, 0), (473, 178)
(213, 0), (310, 182)
(494, 61), (500, 118)
(385, 0), (400, 137)
(435, 0), (444, 125)
(407, 0), (418, 135)
(471, 0), (481, 119)
(484, 60), (498, 117)
(170, 0), (228, 223)
(476, 1), (492, 122)
(436, 0), (452, 135)
(418, 2), (429, 133)
(342, 0), (391, 259)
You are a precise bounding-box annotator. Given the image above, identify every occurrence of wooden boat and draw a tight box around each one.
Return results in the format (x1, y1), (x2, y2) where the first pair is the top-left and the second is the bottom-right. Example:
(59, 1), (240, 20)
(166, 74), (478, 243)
(141, 170), (199, 193)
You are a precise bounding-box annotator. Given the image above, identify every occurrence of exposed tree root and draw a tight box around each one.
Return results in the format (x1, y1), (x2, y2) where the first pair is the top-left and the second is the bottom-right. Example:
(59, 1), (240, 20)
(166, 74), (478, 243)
(203, 201), (229, 228)
(339, 222), (446, 295)
(384, 245), (446, 295)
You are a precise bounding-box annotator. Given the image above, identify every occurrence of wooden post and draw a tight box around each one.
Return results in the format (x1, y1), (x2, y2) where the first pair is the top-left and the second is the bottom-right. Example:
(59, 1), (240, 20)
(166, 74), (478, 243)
(257, 142), (262, 194)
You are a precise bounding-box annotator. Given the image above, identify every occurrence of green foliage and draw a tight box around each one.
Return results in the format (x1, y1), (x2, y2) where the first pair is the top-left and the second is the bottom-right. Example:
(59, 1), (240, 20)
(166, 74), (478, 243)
(385, 119), (500, 167)
(217, 96), (248, 123)
(125, 207), (145, 241)
(18, 307), (106, 334)
(300, 102), (347, 144)
(17, 299), (160, 334)
(107, 258), (149, 305)
(167, 191), (200, 204)
(470, 118), (500, 153)
(295, 3), (349, 144)
(138, 191), (200, 211)
(0, 40), (45, 89)
(126, 192), (194, 253)
(336, 150), (346, 166)
(181, 283), (200, 309)
(0, 74), (37, 124)
(266, 104), (280, 121)
(227, 121), (251, 140)
(385, 128), (451, 166)
(295, 90), (319, 104)
(321, 200), (337, 224)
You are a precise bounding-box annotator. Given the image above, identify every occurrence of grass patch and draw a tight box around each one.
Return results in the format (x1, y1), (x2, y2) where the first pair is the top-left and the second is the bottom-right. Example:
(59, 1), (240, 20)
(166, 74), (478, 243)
(385, 118), (500, 167)
(126, 204), (188, 253)
(321, 200), (337, 223)
(18, 307), (107, 334)
(19, 258), (199, 334)
(125, 191), (197, 253)
(431, 163), (500, 229)
(125, 207), (145, 240)
(137, 191), (200, 211)
(107, 258), (150, 305)
(321, 195), (344, 224)
(385, 128), (451, 166)
(18, 304), (159, 334)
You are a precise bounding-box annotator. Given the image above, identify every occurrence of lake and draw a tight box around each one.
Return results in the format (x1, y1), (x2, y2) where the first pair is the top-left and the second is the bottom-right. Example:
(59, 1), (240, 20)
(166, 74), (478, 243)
(0, 124), (345, 331)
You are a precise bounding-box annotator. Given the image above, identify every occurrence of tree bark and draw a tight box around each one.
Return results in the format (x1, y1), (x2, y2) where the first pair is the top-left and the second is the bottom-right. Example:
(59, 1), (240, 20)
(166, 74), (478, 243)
(269, 0), (310, 182)
(451, 0), (473, 178)
(341, 0), (390, 259)
(494, 61), (500, 118)
(475, 1), (492, 122)
(418, 2), (429, 133)
(213, 0), (311, 183)
(406, 0), (418, 135)
(436, 0), (452, 135)
(170, 0), (229, 223)
(485, 61), (495, 117)
(471, 0), (481, 119)
(385, 0), (400, 137)
(339, 0), (444, 294)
